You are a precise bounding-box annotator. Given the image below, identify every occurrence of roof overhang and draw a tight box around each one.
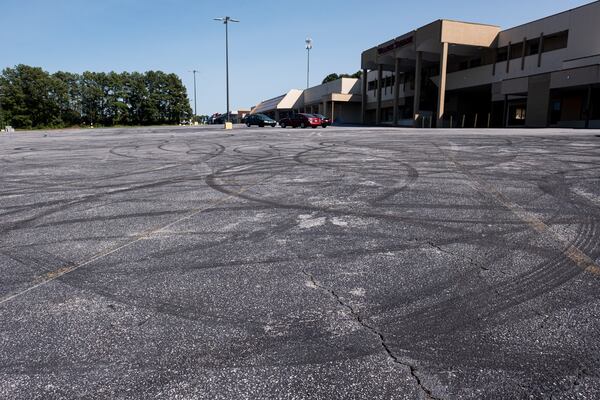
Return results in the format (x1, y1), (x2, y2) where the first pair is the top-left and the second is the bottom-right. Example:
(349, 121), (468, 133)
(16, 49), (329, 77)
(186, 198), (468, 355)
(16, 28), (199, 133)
(362, 19), (500, 70)
(251, 89), (303, 114)
(321, 93), (362, 103)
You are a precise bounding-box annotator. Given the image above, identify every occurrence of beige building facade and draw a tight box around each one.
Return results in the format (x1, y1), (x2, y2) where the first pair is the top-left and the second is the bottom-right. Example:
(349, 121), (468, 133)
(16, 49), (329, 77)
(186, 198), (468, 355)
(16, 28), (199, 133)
(361, 1), (600, 128)
(251, 78), (362, 124)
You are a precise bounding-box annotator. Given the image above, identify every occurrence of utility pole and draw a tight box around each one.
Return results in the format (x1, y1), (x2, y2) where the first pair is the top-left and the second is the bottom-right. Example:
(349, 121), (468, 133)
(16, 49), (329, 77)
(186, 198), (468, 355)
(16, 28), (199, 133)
(190, 70), (199, 121)
(0, 86), (4, 129)
(305, 37), (313, 89)
(214, 16), (239, 123)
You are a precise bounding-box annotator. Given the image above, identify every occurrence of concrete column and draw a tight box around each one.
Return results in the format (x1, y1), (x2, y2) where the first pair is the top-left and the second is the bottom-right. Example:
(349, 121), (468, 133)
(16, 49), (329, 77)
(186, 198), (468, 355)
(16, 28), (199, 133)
(361, 68), (368, 124)
(521, 37), (527, 70)
(331, 101), (335, 125)
(437, 42), (449, 127)
(506, 42), (512, 73)
(322, 101), (328, 120)
(413, 51), (422, 122)
(376, 65), (383, 124)
(585, 85), (593, 129)
(503, 95), (508, 128)
(526, 74), (551, 127)
(538, 33), (544, 68)
(393, 58), (401, 125)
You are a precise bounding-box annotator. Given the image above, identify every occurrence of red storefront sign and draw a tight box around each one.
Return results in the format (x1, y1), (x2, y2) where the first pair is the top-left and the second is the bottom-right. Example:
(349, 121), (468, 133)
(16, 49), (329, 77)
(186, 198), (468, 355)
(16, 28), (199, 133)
(377, 36), (414, 55)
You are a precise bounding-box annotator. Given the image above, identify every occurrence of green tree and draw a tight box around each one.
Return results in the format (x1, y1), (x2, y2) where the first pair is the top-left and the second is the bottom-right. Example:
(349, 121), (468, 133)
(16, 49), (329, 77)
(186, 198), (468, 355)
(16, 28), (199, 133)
(80, 71), (104, 126)
(104, 71), (129, 126)
(53, 71), (82, 126)
(164, 73), (192, 124)
(0, 65), (61, 129)
(322, 73), (340, 84)
(322, 71), (362, 84)
(0, 65), (191, 129)
(124, 72), (149, 125)
(350, 70), (363, 79)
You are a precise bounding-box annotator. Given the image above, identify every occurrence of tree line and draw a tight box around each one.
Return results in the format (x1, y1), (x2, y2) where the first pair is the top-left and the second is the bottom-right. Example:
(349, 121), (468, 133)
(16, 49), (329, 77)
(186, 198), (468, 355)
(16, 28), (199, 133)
(322, 71), (363, 84)
(0, 65), (192, 129)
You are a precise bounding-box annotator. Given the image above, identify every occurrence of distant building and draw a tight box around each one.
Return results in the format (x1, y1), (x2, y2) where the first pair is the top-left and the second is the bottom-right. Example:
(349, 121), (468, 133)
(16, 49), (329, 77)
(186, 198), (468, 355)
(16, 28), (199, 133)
(251, 78), (362, 124)
(361, 0), (600, 128)
(236, 109), (251, 121)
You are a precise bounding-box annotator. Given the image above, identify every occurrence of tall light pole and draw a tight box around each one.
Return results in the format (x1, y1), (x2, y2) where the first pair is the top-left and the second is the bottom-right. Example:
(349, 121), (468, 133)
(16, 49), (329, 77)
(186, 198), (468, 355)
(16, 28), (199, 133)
(214, 16), (239, 123)
(0, 90), (3, 130)
(0, 85), (4, 129)
(190, 69), (199, 120)
(305, 37), (313, 89)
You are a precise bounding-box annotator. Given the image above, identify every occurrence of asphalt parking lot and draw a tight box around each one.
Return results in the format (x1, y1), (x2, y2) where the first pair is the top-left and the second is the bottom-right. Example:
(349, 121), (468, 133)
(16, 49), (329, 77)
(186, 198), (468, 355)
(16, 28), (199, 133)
(1, 125), (599, 399)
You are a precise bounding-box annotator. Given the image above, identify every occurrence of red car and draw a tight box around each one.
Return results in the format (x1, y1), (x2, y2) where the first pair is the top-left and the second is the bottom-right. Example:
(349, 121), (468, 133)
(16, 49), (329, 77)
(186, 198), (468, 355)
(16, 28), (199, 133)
(314, 114), (331, 128)
(279, 113), (322, 129)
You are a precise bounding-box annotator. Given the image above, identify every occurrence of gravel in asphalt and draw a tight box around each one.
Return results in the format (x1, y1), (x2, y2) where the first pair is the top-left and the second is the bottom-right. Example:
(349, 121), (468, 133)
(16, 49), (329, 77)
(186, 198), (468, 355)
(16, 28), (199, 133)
(1, 125), (599, 399)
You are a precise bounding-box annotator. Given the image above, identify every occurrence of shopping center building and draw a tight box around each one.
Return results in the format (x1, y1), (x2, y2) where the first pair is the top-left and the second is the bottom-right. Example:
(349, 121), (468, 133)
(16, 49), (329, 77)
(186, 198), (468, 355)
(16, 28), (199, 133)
(251, 78), (362, 124)
(361, 1), (600, 128)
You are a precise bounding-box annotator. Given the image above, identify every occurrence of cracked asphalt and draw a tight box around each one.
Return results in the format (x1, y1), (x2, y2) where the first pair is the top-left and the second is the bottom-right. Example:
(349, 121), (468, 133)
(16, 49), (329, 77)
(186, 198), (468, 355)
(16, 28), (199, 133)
(1, 125), (600, 399)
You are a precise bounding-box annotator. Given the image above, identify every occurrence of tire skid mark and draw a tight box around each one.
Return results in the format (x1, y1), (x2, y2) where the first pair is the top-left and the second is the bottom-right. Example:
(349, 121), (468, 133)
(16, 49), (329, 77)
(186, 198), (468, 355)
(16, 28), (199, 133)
(0, 173), (211, 235)
(375, 142), (600, 345)
(157, 141), (190, 153)
(385, 213), (595, 349)
(206, 159), (532, 238)
(572, 187), (600, 208)
(0, 163), (184, 200)
(0, 140), (230, 233)
(290, 144), (421, 198)
(441, 142), (600, 277)
(0, 167), (272, 307)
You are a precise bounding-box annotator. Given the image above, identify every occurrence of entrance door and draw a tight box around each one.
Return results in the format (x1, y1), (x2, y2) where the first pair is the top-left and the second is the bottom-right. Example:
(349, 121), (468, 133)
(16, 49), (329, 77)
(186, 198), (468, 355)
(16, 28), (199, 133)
(507, 103), (527, 126)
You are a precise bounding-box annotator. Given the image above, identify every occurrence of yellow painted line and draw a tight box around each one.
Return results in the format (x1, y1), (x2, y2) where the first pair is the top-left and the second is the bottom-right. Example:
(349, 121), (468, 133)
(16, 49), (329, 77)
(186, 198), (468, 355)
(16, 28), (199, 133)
(442, 143), (600, 277)
(0, 170), (266, 306)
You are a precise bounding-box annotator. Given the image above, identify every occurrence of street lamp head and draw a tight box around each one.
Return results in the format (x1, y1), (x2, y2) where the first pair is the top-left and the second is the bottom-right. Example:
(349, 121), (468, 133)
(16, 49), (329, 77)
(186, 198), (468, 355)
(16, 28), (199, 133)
(305, 37), (313, 50)
(214, 16), (240, 24)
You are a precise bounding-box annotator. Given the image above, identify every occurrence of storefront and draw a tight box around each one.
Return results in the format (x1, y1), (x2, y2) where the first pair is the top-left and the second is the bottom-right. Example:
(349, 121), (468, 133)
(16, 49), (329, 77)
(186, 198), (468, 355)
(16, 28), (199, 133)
(360, 1), (600, 128)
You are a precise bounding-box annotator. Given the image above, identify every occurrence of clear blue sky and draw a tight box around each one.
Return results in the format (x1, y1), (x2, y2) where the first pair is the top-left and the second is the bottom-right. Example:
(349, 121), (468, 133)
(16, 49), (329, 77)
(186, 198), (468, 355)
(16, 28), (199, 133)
(2, 0), (592, 115)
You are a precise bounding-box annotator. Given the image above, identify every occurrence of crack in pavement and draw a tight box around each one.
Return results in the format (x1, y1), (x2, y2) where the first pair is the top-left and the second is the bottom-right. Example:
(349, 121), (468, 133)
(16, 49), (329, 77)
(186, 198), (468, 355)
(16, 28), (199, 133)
(301, 270), (442, 400)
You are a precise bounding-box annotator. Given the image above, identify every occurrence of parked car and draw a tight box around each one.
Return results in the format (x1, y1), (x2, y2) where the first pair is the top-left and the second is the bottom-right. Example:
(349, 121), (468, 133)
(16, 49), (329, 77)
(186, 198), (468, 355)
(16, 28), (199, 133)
(279, 113), (322, 129)
(245, 113), (277, 127)
(209, 114), (225, 124)
(313, 114), (331, 128)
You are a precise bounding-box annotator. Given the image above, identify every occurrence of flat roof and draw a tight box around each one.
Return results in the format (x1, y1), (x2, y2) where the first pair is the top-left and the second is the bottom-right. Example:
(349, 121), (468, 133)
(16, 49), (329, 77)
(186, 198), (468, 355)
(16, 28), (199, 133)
(365, 19), (500, 52)
(363, 1), (600, 54)
(501, 0), (599, 33)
